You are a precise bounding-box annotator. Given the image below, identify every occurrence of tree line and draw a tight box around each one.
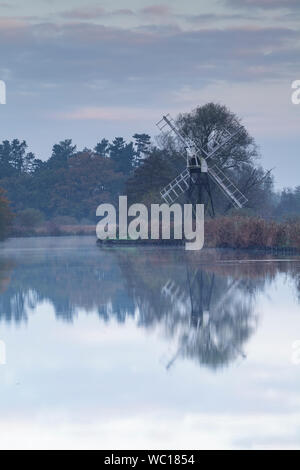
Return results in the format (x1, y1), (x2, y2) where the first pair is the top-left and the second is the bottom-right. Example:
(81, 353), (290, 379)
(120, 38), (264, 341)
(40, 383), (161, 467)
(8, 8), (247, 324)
(0, 133), (151, 229)
(0, 103), (299, 238)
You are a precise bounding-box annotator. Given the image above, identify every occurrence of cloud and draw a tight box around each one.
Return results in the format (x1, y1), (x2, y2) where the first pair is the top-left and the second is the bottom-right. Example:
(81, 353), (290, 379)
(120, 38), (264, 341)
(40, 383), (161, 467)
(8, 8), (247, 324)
(55, 106), (163, 121)
(171, 80), (300, 138)
(186, 13), (258, 23)
(0, 15), (299, 142)
(0, 19), (298, 95)
(112, 9), (135, 16)
(2, 410), (300, 449)
(60, 7), (135, 21)
(60, 6), (107, 20)
(225, 0), (300, 9)
(0, 17), (27, 29)
(140, 4), (172, 16)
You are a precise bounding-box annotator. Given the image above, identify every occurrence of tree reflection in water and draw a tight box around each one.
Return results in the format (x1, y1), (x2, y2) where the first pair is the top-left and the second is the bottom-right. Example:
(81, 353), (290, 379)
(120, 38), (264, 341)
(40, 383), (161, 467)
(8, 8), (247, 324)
(0, 246), (299, 370)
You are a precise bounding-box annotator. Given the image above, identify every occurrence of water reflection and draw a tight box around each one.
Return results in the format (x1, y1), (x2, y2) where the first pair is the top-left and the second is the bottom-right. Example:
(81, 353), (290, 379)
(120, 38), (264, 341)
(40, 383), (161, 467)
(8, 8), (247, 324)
(114, 250), (282, 370)
(0, 242), (299, 370)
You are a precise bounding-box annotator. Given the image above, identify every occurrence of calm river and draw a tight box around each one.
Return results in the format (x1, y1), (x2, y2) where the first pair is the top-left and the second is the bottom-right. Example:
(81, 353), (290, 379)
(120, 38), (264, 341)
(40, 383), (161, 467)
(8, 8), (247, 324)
(0, 236), (300, 449)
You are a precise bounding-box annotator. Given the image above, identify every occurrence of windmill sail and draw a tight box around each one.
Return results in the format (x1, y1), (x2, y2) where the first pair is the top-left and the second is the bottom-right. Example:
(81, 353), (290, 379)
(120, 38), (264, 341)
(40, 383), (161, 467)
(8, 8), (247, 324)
(160, 168), (192, 204)
(160, 164), (247, 209)
(204, 128), (241, 160)
(156, 114), (191, 150)
(208, 164), (248, 209)
(157, 113), (248, 209)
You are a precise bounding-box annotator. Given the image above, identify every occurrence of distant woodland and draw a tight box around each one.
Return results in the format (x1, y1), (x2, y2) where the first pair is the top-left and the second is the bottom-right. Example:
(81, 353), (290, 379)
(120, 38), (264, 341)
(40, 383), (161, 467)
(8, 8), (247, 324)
(0, 103), (300, 240)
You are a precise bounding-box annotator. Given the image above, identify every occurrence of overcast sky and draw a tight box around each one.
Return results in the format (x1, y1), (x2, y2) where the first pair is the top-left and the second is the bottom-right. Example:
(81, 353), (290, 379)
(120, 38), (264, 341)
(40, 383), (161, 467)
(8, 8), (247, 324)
(0, 0), (299, 188)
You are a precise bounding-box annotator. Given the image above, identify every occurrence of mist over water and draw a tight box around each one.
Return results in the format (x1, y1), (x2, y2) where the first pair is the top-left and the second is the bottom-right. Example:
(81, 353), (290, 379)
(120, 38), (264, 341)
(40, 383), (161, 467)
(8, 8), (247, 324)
(1, 237), (300, 449)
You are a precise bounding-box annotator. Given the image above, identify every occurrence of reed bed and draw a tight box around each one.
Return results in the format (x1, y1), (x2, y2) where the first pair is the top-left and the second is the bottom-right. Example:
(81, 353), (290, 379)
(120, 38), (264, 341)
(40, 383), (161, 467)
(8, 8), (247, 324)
(205, 216), (300, 251)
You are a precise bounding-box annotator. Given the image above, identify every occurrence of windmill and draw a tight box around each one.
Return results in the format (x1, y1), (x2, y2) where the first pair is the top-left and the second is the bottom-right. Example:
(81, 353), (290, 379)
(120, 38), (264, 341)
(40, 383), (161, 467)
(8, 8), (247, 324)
(163, 267), (247, 371)
(156, 114), (248, 216)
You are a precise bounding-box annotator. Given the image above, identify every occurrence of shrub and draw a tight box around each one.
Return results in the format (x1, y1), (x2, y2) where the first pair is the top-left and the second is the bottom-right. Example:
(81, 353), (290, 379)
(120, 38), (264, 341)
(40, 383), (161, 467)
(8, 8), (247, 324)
(79, 217), (94, 226)
(288, 220), (300, 249)
(16, 208), (44, 228)
(52, 215), (78, 226)
(204, 216), (300, 250)
(43, 221), (62, 236)
(0, 188), (13, 240)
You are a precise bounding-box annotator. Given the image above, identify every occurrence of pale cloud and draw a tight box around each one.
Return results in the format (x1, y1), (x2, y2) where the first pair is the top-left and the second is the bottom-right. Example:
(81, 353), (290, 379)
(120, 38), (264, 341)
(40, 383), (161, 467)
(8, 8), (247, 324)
(0, 2), (12, 8)
(59, 6), (135, 20)
(0, 17), (27, 29)
(58, 4), (173, 24)
(185, 13), (258, 24)
(55, 106), (166, 121)
(171, 80), (300, 138)
(225, 0), (300, 9)
(60, 6), (106, 20)
(112, 9), (135, 16)
(1, 21), (296, 84)
(1, 411), (300, 449)
(140, 4), (172, 16)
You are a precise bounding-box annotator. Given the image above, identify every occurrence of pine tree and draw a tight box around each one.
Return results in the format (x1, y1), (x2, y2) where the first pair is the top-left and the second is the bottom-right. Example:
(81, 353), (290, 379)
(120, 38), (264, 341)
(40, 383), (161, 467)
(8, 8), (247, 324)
(48, 140), (76, 169)
(109, 138), (134, 175)
(94, 138), (109, 158)
(133, 133), (151, 167)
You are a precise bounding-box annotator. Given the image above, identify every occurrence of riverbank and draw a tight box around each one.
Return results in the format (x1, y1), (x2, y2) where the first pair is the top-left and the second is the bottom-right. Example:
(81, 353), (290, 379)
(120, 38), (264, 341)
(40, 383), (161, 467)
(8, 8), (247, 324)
(205, 216), (300, 251)
(97, 216), (300, 253)
(7, 216), (300, 253)
(10, 224), (95, 237)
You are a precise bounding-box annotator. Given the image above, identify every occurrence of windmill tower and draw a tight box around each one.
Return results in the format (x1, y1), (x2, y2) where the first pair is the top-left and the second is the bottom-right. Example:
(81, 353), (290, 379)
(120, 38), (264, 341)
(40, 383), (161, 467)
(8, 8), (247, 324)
(156, 114), (248, 215)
